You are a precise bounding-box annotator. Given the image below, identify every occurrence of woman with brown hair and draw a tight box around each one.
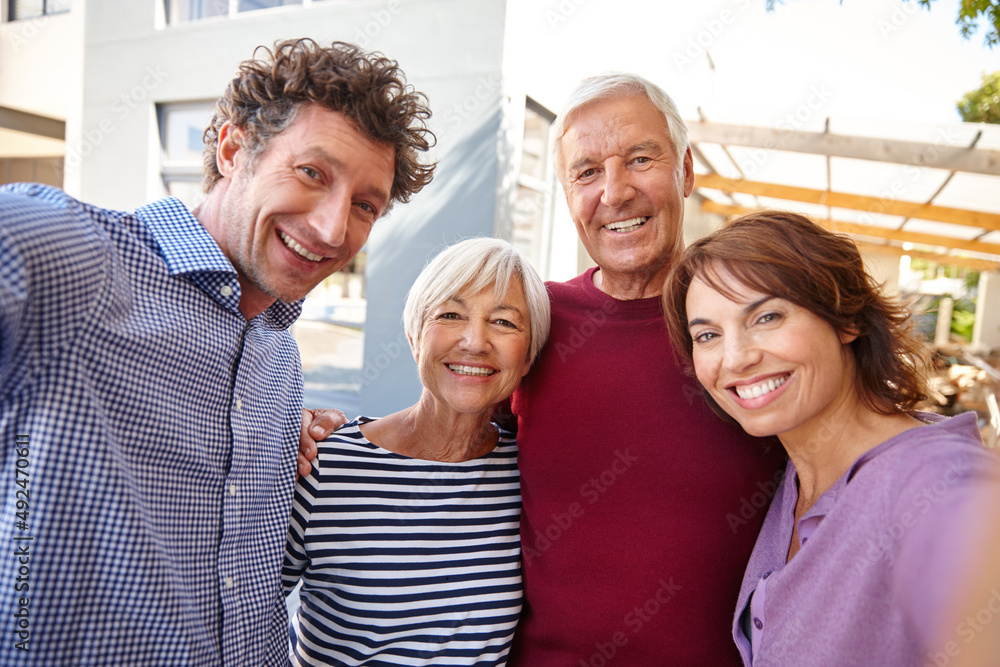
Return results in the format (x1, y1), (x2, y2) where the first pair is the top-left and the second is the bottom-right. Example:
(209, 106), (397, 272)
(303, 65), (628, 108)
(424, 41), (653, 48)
(663, 210), (1000, 666)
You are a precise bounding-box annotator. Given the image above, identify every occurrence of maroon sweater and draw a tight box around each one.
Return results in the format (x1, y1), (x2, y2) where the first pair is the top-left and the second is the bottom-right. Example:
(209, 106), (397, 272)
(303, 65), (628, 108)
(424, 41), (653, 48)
(509, 268), (784, 666)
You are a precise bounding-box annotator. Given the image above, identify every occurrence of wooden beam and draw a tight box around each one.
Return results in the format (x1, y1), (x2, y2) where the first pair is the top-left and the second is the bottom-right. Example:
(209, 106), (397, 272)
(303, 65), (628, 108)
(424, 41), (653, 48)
(686, 121), (1000, 176)
(0, 106), (64, 141)
(700, 200), (1000, 258)
(857, 243), (999, 272)
(695, 173), (1000, 232)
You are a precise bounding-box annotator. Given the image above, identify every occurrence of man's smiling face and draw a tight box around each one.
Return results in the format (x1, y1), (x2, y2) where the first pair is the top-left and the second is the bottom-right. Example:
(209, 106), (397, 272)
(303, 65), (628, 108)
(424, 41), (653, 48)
(212, 103), (395, 313)
(559, 94), (694, 289)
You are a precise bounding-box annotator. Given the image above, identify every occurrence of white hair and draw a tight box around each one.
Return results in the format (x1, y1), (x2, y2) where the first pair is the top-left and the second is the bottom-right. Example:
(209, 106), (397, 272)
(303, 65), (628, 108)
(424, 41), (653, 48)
(552, 72), (689, 178)
(403, 237), (551, 366)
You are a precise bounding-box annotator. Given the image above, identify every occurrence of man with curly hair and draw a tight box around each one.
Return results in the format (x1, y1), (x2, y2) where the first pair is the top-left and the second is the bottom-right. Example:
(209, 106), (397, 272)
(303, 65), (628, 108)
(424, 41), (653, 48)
(0, 39), (434, 665)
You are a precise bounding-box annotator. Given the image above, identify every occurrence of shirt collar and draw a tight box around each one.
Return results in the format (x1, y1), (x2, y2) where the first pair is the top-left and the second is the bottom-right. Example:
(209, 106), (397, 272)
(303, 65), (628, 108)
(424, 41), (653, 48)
(135, 197), (303, 329)
(792, 411), (955, 544)
(136, 197), (234, 276)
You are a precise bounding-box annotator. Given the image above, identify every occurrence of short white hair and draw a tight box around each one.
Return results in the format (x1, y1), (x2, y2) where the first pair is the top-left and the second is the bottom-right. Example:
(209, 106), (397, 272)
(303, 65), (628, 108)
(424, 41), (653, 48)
(552, 72), (689, 178)
(403, 237), (551, 366)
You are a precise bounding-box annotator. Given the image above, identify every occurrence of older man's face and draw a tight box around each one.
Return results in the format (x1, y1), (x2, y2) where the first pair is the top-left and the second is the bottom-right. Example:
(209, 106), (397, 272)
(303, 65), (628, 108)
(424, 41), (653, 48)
(559, 94), (694, 286)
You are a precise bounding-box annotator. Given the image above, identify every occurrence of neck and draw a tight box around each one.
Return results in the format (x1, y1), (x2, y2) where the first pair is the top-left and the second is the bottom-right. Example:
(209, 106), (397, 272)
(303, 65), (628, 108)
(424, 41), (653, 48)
(593, 265), (670, 300)
(781, 404), (920, 510)
(365, 392), (498, 462)
(192, 188), (274, 321)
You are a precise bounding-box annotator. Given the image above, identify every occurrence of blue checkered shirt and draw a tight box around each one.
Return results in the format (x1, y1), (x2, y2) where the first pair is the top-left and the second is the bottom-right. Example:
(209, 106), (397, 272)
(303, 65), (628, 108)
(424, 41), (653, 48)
(0, 184), (303, 665)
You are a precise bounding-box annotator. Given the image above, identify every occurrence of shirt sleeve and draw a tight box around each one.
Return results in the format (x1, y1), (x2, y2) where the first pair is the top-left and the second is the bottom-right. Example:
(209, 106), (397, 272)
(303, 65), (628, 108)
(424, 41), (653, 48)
(282, 464), (318, 594)
(892, 445), (1000, 647)
(0, 212), (27, 388)
(0, 187), (108, 398)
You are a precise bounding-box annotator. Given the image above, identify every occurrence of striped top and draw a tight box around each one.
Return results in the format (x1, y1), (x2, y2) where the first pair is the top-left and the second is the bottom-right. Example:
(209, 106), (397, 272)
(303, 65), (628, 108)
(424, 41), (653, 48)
(282, 417), (522, 667)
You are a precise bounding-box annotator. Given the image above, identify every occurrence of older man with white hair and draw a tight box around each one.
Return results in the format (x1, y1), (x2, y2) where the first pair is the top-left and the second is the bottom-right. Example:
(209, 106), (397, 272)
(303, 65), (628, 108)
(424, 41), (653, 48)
(300, 73), (784, 665)
(505, 74), (783, 665)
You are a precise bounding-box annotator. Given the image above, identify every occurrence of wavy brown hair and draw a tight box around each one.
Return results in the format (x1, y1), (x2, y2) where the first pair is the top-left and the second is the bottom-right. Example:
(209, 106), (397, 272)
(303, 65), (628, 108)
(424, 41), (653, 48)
(663, 210), (927, 418)
(202, 38), (435, 209)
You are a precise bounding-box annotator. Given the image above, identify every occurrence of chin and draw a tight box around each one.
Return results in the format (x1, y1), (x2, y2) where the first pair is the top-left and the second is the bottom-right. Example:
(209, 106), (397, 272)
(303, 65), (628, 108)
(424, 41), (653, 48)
(740, 423), (779, 438)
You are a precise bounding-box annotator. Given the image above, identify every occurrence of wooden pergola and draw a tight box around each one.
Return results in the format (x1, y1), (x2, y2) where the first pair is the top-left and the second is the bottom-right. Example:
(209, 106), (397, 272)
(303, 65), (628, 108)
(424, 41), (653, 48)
(687, 118), (1000, 271)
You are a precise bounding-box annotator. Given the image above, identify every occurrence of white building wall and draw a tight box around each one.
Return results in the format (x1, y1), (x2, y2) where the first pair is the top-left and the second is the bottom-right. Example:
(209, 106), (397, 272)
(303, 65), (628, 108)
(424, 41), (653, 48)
(75, 0), (510, 416)
(0, 5), (83, 172)
(0, 7), (83, 122)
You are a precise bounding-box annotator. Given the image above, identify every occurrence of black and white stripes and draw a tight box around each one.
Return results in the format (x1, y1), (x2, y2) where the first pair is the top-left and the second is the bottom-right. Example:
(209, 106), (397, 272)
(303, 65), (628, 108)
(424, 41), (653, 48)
(283, 418), (522, 667)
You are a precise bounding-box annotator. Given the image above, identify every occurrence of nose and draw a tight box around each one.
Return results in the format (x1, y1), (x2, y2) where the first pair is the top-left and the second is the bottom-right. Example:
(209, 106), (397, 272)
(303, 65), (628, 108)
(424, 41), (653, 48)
(459, 318), (491, 354)
(305, 190), (351, 249)
(722, 333), (762, 374)
(600, 160), (636, 208)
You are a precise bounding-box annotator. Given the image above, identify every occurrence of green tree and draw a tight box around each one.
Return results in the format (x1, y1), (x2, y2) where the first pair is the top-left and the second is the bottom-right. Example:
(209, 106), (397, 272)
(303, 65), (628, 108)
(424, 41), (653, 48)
(957, 71), (1000, 123)
(765, 0), (1000, 47)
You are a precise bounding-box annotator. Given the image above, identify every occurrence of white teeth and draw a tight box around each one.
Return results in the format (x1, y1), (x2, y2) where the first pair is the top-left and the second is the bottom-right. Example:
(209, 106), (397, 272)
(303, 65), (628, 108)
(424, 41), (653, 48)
(279, 231), (324, 262)
(605, 217), (646, 232)
(735, 376), (787, 400)
(448, 364), (495, 376)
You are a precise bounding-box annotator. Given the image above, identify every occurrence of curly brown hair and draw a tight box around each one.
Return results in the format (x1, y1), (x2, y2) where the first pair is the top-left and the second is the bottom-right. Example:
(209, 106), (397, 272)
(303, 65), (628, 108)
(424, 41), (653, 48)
(663, 210), (928, 419)
(202, 38), (435, 208)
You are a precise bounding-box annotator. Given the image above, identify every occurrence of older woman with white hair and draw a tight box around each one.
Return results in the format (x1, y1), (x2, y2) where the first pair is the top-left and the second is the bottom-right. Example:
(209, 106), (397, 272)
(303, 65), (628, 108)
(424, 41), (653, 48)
(277, 237), (550, 667)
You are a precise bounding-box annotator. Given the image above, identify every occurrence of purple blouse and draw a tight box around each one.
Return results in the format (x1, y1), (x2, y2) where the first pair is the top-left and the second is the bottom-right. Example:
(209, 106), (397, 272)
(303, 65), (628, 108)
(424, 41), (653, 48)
(733, 411), (1000, 666)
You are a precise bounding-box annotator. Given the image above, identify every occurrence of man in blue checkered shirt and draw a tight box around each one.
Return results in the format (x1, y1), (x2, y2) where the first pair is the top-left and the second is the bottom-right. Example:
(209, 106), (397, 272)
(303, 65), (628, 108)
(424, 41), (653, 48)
(0, 38), (434, 665)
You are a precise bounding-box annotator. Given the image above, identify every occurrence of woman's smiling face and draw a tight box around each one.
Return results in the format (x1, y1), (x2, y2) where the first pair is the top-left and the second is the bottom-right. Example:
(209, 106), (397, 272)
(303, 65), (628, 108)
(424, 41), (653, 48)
(413, 278), (533, 417)
(685, 269), (859, 442)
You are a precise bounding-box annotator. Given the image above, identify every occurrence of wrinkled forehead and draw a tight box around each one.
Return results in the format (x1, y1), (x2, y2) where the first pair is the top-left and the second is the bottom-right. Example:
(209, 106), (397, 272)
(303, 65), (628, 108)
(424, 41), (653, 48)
(558, 95), (671, 169)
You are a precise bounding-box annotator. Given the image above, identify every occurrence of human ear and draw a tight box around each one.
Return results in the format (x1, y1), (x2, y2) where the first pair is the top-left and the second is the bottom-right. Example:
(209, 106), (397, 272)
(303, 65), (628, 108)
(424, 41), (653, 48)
(839, 323), (860, 345)
(681, 146), (695, 197)
(407, 333), (419, 364)
(216, 123), (245, 179)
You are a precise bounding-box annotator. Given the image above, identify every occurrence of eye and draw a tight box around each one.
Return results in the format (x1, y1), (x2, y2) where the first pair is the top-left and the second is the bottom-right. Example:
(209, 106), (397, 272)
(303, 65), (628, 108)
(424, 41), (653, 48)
(755, 312), (781, 325)
(300, 165), (322, 180)
(493, 318), (518, 329)
(354, 201), (379, 219)
(692, 330), (718, 344)
(576, 167), (598, 181)
(437, 311), (461, 321)
(633, 156), (651, 165)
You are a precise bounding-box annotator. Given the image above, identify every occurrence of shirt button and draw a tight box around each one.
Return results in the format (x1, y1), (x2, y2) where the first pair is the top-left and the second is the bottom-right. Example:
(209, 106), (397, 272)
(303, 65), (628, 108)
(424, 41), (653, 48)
(753, 617), (763, 630)
(225, 576), (234, 589)
(220, 285), (233, 297)
(235, 398), (243, 411)
(230, 484), (237, 496)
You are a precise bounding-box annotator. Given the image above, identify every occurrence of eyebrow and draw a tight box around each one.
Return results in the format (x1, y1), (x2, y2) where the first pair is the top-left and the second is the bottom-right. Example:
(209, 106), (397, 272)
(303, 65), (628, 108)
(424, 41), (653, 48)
(493, 304), (525, 315)
(628, 140), (663, 155)
(687, 295), (777, 330)
(567, 155), (596, 175)
(302, 146), (391, 206)
(441, 297), (524, 315)
(566, 141), (665, 175)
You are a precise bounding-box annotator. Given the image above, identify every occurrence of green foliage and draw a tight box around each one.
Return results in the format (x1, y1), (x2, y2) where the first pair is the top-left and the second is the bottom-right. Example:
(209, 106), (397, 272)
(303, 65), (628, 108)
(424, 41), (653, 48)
(952, 307), (977, 341)
(923, 294), (978, 342)
(765, 0), (999, 47)
(957, 71), (1000, 123)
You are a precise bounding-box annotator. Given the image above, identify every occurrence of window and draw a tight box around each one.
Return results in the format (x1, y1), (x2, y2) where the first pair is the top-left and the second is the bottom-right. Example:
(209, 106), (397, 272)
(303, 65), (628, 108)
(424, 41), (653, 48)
(8, 0), (70, 20)
(163, 0), (334, 23)
(157, 102), (214, 208)
(164, 0), (229, 23)
(511, 98), (557, 275)
(237, 0), (300, 11)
